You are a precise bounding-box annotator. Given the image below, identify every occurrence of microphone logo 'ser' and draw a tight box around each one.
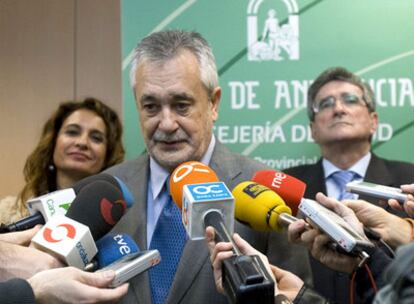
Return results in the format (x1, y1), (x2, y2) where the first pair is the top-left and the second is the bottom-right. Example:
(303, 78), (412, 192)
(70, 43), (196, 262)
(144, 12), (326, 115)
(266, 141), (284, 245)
(100, 198), (127, 225)
(242, 183), (270, 198)
(43, 223), (76, 243)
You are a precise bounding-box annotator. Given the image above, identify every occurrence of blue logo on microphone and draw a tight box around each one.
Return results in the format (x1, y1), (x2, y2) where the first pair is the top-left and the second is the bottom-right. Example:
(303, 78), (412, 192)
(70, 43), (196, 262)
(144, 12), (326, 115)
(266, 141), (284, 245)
(187, 182), (232, 201)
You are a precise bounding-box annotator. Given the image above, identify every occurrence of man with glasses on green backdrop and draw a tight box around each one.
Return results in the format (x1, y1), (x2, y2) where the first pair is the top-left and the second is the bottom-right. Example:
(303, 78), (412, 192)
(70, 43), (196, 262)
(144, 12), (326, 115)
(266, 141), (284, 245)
(284, 67), (414, 304)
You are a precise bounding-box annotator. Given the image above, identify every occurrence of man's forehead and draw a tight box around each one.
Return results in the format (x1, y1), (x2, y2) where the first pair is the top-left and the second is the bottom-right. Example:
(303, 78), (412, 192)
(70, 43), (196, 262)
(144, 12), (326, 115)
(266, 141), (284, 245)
(317, 80), (362, 97)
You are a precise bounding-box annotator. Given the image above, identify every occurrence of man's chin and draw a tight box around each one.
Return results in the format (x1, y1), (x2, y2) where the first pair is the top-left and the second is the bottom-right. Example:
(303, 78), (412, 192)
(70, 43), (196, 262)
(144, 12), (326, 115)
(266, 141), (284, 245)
(151, 151), (193, 171)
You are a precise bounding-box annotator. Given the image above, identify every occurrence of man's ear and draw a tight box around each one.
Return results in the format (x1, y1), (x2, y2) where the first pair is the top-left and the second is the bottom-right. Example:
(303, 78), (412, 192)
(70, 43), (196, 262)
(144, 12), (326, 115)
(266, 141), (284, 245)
(210, 87), (221, 122)
(310, 121), (318, 143)
(369, 111), (379, 135)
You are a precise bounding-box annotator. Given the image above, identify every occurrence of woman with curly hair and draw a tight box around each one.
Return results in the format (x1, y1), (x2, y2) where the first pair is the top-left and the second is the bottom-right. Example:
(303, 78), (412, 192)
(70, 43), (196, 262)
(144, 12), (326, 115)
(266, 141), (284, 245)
(0, 97), (125, 224)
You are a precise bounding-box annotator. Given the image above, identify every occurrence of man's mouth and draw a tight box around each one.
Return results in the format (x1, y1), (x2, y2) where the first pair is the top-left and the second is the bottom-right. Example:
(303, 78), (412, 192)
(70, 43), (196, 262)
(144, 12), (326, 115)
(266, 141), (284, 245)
(331, 121), (352, 127)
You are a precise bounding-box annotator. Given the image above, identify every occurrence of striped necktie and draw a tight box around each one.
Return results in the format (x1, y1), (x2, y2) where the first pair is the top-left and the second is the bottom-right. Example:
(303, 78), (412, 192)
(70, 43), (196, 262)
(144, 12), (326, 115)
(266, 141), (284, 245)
(148, 179), (187, 304)
(330, 170), (356, 200)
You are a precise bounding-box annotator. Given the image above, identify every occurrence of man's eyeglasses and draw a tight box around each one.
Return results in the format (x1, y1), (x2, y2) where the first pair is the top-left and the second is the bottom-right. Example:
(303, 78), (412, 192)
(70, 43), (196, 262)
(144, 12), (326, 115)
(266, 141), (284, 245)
(312, 93), (366, 114)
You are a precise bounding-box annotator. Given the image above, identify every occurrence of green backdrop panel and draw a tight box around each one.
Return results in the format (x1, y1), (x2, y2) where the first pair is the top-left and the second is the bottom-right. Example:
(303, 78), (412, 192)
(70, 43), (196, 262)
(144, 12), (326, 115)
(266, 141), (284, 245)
(121, 0), (414, 169)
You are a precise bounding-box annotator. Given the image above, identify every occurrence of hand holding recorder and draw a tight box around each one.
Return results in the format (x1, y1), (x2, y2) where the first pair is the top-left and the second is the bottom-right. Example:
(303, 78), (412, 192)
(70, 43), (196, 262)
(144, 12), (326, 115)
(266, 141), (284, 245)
(289, 193), (368, 274)
(387, 183), (414, 218)
(205, 227), (304, 302)
(344, 199), (413, 249)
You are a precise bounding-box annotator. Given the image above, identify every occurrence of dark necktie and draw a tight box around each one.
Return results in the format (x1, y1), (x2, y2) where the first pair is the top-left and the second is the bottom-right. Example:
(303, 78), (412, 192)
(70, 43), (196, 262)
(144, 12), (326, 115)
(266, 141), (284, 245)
(331, 170), (356, 200)
(149, 180), (187, 304)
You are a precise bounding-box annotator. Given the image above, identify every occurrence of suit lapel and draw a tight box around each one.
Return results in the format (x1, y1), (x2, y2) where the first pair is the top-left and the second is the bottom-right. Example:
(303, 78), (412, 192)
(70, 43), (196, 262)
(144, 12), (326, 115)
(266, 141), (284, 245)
(167, 239), (209, 304)
(364, 153), (394, 186)
(110, 156), (151, 304)
(210, 142), (243, 188)
(303, 159), (326, 200)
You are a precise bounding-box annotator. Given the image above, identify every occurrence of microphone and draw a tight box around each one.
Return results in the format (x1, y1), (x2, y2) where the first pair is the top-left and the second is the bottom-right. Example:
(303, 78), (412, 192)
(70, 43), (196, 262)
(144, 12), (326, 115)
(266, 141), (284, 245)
(170, 161), (219, 209)
(170, 162), (275, 304)
(1, 173), (134, 233)
(233, 181), (375, 257)
(84, 233), (140, 271)
(65, 180), (127, 240)
(31, 180), (128, 268)
(170, 161), (232, 240)
(1, 188), (77, 233)
(73, 173), (135, 208)
(252, 170), (306, 216)
(232, 181), (292, 232)
(31, 215), (98, 269)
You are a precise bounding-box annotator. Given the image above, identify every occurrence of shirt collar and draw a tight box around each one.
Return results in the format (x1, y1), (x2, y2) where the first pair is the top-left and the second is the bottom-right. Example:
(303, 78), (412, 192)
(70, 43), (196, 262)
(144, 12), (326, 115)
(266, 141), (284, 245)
(323, 152), (371, 179)
(149, 135), (216, 200)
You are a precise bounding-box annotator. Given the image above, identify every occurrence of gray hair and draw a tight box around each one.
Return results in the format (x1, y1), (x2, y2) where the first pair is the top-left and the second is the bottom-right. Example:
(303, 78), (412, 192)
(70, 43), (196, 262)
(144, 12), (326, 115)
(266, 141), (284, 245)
(129, 30), (219, 98)
(307, 67), (376, 121)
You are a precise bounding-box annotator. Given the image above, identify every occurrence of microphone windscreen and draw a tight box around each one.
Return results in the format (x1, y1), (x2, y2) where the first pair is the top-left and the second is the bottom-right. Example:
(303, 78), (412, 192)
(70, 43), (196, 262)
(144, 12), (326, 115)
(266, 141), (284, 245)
(232, 181), (291, 232)
(113, 176), (134, 208)
(252, 170), (306, 216)
(73, 173), (134, 207)
(170, 161), (219, 209)
(95, 233), (140, 268)
(66, 180), (127, 240)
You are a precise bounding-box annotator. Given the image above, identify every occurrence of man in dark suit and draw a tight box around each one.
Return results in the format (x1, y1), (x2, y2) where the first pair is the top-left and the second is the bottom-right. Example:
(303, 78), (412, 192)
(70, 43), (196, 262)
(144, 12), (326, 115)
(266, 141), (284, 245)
(284, 67), (414, 304)
(106, 30), (311, 304)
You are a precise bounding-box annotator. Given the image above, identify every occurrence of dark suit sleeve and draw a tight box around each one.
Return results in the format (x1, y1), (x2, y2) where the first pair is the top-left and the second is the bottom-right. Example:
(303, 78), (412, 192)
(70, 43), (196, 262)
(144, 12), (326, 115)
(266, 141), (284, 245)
(0, 278), (35, 304)
(354, 246), (393, 303)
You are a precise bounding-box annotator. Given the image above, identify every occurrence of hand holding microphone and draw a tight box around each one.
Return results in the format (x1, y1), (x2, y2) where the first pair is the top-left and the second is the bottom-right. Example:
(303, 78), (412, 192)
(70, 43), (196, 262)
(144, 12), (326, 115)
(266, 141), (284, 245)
(170, 161), (275, 304)
(31, 180), (128, 269)
(0, 225), (41, 245)
(250, 170), (375, 257)
(205, 227), (303, 303)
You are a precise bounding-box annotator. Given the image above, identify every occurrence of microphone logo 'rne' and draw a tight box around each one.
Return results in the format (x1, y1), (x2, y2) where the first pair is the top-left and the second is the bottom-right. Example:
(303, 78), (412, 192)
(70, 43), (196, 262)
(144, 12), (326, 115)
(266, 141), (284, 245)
(43, 223), (76, 243)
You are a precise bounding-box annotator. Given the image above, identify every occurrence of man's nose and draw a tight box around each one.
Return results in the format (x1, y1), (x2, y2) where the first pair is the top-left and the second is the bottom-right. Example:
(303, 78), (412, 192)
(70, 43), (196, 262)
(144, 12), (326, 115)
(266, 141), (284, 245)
(332, 97), (347, 113)
(158, 107), (179, 132)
